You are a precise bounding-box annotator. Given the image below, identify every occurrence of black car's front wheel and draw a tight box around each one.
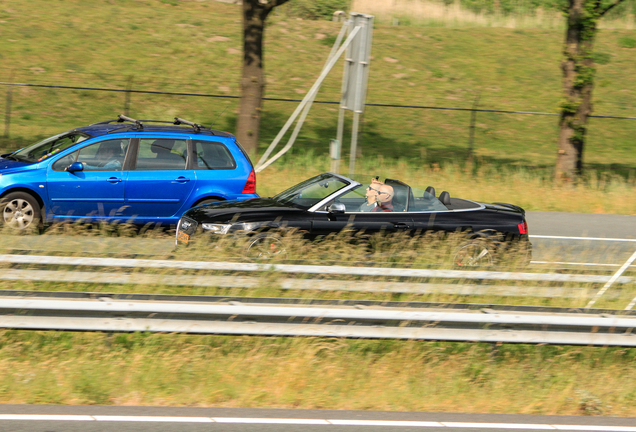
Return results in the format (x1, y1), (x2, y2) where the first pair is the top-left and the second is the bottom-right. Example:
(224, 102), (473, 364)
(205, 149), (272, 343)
(245, 233), (288, 260)
(453, 239), (495, 267)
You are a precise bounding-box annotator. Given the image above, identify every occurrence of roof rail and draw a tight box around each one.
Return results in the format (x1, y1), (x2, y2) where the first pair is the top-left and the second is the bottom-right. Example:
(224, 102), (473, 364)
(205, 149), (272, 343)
(90, 116), (214, 135)
(174, 117), (203, 133)
(118, 114), (144, 130)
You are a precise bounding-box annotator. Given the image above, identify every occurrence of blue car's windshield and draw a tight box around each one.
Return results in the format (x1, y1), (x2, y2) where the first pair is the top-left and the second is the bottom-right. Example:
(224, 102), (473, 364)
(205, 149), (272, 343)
(10, 132), (90, 163)
(273, 173), (350, 210)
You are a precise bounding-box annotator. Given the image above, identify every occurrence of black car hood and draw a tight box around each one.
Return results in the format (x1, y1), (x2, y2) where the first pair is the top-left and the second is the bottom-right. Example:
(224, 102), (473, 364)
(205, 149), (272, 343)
(185, 197), (305, 222)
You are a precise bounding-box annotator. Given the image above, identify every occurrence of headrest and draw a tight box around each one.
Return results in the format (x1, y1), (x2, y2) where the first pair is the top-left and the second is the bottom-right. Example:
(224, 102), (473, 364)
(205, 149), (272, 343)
(151, 139), (174, 153)
(439, 191), (451, 206)
(100, 141), (122, 155)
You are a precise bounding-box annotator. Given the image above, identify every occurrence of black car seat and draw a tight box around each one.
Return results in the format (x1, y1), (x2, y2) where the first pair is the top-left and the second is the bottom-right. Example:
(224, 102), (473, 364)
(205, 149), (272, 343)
(151, 139), (185, 169)
(425, 186), (436, 197)
(439, 191), (452, 209)
(384, 179), (413, 212)
(95, 141), (124, 167)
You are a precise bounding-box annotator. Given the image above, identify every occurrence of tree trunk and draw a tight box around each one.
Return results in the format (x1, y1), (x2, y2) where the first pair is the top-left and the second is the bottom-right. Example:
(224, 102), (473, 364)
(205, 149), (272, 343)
(235, 0), (289, 156)
(556, 0), (625, 181)
(556, 0), (596, 182)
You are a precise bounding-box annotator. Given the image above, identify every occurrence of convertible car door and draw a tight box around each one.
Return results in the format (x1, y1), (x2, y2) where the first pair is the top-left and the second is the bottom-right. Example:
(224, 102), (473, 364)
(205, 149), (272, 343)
(411, 210), (476, 236)
(311, 210), (414, 239)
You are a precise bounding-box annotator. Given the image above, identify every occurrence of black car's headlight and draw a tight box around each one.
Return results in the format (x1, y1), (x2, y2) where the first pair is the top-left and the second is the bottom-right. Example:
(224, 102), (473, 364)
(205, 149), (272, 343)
(201, 223), (232, 234)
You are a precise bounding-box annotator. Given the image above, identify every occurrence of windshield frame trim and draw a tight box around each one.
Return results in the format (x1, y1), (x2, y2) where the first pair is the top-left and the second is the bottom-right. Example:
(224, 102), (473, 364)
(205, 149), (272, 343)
(308, 179), (361, 213)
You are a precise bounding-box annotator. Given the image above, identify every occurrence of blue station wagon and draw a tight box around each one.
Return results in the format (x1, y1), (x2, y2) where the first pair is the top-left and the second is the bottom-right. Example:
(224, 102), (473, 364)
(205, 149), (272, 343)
(0, 116), (258, 230)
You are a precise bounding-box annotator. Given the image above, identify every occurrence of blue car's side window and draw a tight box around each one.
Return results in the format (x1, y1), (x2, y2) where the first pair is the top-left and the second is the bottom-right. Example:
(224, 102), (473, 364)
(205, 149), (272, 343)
(134, 139), (187, 170)
(52, 139), (129, 172)
(193, 140), (236, 170)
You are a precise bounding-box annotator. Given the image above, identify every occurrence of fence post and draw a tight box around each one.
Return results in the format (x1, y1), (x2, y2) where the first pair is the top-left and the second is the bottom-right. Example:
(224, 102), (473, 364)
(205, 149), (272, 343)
(467, 94), (480, 166)
(124, 75), (133, 116)
(4, 72), (14, 139)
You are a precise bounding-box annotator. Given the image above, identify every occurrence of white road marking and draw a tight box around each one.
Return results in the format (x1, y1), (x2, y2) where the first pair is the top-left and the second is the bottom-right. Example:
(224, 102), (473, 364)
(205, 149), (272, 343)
(214, 417), (329, 424)
(93, 415), (213, 422)
(328, 420), (442, 427)
(0, 415), (94, 421)
(530, 235), (636, 242)
(531, 261), (621, 267)
(440, 422), (554, 429)
(1, 415), (636, 430)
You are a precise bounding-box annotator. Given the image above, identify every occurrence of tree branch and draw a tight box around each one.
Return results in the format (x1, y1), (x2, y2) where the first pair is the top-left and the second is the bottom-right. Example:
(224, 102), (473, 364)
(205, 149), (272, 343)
(262, 0), (290, 13)
(599, 0), (626, 17)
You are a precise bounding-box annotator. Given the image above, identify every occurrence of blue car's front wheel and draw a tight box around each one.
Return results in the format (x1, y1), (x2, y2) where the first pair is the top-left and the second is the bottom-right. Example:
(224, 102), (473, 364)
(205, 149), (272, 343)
(1, 192), (41, 232)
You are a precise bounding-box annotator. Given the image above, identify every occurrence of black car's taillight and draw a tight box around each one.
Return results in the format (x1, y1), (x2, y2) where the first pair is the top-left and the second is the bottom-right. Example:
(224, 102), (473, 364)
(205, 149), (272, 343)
(518, 220), (528, 234)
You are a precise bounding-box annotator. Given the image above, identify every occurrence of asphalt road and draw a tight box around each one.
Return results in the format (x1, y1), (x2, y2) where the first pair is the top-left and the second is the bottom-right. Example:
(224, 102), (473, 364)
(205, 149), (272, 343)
(526, 211), (636, 265)
(1, 406), (635, 432)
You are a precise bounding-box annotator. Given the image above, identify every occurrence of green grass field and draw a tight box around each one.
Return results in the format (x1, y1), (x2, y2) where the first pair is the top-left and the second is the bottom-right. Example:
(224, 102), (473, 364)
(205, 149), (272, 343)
(1, 0), (636, 413)
(1, 1), (636, 176)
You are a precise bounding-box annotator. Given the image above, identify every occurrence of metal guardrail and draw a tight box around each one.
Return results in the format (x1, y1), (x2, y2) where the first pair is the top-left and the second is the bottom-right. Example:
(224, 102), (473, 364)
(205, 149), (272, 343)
(0, 254), (633, 284)
(2, 291), (636, 346)
(0, 254), (634, 303)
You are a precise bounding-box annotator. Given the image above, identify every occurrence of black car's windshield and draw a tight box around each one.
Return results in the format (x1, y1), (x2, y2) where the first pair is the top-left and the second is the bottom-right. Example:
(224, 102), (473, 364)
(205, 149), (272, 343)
(273, 173), (350, 210)
(12, 132), (90, 163)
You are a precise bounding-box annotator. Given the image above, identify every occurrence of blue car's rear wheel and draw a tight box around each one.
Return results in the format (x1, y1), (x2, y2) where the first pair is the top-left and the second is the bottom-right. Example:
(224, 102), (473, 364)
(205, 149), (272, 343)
(1, 192), (41, 232)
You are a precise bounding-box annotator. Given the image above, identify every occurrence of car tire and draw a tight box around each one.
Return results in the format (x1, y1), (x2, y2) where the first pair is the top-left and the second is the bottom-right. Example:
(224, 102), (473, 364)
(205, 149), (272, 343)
(245, 233), (287, 260)
(193, 198), (220, 208)
(1, 192), (41, 232)
(453, 238), (495, 267)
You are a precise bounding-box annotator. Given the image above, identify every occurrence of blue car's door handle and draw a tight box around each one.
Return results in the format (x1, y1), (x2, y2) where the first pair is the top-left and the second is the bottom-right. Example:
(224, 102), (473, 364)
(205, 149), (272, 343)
(175, 177), (191, 183)
(107, 177), (122, 183)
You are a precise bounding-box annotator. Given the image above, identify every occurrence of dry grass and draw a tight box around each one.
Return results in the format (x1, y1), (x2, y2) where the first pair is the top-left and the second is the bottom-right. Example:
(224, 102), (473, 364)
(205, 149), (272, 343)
(257, 156), (636, 214)
(351, 0), (636, 29)
(1, 331), (636, 415)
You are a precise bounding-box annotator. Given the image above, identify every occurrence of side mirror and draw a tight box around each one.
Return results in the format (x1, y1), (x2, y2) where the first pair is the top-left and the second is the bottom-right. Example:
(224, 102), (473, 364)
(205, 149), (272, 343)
(66, 162), (84, 173)
(327, 202), (346, 214)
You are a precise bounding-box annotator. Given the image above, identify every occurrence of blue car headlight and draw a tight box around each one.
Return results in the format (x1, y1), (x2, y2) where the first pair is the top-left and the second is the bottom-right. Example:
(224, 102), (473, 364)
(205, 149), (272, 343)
(201, 223), (232, 235)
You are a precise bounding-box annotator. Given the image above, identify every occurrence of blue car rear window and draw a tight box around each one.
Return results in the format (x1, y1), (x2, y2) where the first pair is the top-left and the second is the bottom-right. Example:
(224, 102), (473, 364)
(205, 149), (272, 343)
(193, 140), (236, 170)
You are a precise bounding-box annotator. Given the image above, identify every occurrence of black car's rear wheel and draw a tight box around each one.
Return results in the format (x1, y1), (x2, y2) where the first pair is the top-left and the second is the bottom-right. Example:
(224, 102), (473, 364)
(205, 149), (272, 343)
(245, 233), (287, 259)
(453, 239), (495, 267)
(1, 192), (41, 232)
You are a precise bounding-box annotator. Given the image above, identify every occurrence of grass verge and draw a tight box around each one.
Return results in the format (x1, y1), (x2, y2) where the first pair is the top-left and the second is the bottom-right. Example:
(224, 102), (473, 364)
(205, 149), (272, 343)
(1, 330), (636, 416)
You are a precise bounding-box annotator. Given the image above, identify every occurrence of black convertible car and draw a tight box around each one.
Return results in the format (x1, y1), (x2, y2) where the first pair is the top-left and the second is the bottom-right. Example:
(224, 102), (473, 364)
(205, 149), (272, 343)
(176, 173), (531, 265)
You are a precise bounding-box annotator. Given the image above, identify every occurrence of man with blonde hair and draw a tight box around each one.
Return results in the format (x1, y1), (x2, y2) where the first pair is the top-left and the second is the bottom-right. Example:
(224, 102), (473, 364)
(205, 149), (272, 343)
(358, 178), (384, 212)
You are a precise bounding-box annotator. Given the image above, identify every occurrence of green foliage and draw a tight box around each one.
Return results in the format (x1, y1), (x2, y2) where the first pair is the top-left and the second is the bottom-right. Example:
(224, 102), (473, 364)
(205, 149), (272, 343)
(573, 64), (596, 88)
(591, 52), (611, 64)
(279, 0), (351, 20)
(456, 0), (568, 15)
(559, 98), (579, 114)
(319, 34), (338, 47)
(618, 36), (636, 48)
(452, 0), (634, 17)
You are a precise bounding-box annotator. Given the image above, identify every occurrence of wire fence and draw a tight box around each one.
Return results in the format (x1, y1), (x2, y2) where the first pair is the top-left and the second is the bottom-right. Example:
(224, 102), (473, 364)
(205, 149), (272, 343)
(4, 80), (636, 134)
(3, 78), (636, 169)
